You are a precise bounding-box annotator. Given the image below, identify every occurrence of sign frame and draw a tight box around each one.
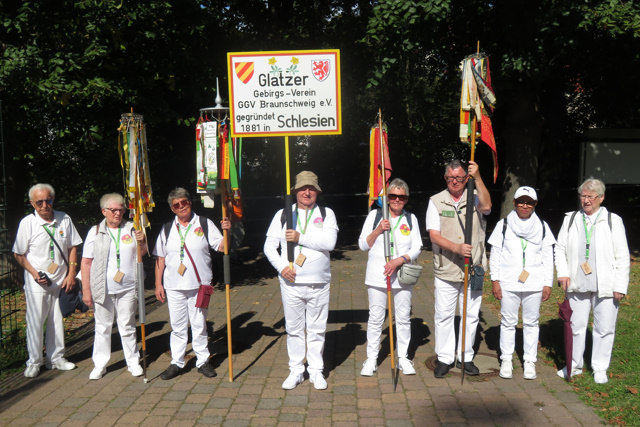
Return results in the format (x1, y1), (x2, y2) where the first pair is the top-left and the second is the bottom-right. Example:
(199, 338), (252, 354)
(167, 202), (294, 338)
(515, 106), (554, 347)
(227, 49), (342, 138)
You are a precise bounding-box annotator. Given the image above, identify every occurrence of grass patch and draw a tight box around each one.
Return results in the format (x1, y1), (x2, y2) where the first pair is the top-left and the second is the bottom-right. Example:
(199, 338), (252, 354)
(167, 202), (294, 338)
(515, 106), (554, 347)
(483, 257), (640, 426)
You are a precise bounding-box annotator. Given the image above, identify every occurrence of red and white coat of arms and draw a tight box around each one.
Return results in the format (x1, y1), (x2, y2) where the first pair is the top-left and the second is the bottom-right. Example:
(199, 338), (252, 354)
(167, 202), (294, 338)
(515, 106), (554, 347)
(312, 60), (330, 82)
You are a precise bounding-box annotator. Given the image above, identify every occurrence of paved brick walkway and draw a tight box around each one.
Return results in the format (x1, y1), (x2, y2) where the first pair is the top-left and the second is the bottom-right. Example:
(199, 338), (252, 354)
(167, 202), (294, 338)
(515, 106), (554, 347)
(0, 244), (603, 426)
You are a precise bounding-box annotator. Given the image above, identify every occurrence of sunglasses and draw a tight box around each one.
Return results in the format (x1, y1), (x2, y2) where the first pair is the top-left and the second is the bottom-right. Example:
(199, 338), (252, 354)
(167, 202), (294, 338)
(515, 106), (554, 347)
(172, 199), (190, 210)
(33, 199), (53, 207)
(515, 199), (536, 207)
(444, 175), (467, 183)
(104, 208), (126, 214)
(389, 194), (408, 201)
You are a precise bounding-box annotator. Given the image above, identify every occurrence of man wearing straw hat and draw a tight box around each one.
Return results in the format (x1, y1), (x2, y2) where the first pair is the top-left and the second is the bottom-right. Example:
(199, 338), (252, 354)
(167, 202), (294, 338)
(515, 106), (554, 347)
(264, 171), (338, 390)
(426, 160), (491, 378)
(13, 183), (83, 378)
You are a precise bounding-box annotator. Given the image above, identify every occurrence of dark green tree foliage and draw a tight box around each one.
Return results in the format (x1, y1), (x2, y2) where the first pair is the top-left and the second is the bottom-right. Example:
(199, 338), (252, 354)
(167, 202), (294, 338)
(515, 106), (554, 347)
(1, 0), (639, 228)
(362, 0), (640, 217)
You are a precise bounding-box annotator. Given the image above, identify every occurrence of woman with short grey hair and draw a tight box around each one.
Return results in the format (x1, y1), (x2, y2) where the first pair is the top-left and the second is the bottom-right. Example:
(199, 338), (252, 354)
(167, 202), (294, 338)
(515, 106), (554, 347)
(555, 178), (630, 384)
(81, 193), (147, 380)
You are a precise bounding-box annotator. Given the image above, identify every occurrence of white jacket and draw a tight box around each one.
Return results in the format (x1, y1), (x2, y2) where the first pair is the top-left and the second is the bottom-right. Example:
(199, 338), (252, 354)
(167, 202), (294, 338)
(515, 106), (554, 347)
(554, 207), (630, 297)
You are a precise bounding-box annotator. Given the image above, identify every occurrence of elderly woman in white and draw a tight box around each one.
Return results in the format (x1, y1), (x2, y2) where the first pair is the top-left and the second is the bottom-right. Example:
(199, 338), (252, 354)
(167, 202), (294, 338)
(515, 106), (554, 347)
(488, 186), (555, 380)
(81, 193), (146, 379)
(358, 178), (422, 376)
(555, 178), (629, 384)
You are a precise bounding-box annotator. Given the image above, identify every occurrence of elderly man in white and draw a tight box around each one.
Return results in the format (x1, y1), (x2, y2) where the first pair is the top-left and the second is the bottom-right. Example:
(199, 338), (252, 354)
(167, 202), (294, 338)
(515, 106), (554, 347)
(426, 160), (491, 378)
(13, 183), (82, 378)
(264, 171), (338, 390)
(555, 178), (630, 384)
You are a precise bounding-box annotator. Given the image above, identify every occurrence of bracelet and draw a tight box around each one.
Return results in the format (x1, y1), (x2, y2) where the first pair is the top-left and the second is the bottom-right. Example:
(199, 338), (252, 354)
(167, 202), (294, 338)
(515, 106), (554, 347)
(69, 262), (78, 266)
(401, 255), (410, 264)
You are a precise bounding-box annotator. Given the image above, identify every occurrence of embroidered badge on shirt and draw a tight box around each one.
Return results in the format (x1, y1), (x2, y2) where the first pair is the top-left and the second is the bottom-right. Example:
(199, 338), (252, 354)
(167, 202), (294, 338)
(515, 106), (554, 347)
(194, 227), (204, 237)
(58, 230), (65, 237)
(400, 224), (410, 236)
(121, 234), (133, 244)
(313, 217), (324, 227)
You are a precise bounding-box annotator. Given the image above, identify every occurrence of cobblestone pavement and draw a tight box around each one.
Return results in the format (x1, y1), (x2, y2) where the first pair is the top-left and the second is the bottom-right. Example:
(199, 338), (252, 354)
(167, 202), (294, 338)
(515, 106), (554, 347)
(0, 244), (603, 426)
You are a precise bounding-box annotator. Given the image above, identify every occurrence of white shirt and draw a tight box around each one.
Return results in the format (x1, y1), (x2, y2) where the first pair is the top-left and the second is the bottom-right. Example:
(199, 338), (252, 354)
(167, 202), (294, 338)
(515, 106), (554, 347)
(13, 210), (83, 292)
(358, 210), (422, 289)
(153, 214), (223, 290)
(264, 204), (338, 285)
(488, 218), (556, 292)
(83, 224), (137, 294)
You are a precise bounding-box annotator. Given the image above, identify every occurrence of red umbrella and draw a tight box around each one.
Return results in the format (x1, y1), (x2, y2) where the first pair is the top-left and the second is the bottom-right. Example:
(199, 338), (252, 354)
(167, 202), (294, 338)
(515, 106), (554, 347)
(558, 298), (573, 382)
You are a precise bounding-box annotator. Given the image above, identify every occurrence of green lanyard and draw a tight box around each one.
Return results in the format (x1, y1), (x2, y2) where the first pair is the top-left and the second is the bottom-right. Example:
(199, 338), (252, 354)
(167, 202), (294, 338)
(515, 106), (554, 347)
(389, 214), (404, 256)
(520, 238), (528, 268)
(42, 224), (57, 261)
(296, 206), (315, 250)
(582, 210), (602, 260)
(107, 227), (122, 270)
(176, 223), (193, 264)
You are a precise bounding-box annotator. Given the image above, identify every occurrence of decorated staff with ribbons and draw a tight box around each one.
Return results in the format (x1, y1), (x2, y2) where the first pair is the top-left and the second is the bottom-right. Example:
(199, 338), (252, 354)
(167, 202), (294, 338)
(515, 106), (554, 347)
(555, 178), (629, 384)
(264, 171), (338, 391)
(358, 178), (422, 377)
(13, 183), (82, 378)
(118, 111), (154, 381)
(487, 187), (556, 380)
(153, 188), (230, 380)
(81, 193), (147, 380)
(426, 160), (491, 378)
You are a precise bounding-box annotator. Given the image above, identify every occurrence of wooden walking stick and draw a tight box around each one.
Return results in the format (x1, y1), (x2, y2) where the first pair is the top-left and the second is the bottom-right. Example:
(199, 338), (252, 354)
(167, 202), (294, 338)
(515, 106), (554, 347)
(377, 109), (398, 391)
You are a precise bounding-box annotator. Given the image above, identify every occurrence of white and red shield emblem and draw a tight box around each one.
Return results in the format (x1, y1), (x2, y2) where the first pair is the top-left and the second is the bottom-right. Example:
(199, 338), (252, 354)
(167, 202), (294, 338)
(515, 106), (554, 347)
(235, 62), (254, 84)
(312, 60), (330, 82)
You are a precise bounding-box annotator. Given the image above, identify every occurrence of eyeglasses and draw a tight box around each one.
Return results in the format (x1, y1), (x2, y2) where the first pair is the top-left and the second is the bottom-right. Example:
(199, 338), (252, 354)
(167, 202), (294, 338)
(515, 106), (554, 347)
(104, 208), (126, 214)
(33, 199), (53, 207)
(444, 175), (467, 183)
(388, 194), (408, 201)
(515, 199), (536, 207)
(172, 199), (190, 210)
(579, 194), (601, 201)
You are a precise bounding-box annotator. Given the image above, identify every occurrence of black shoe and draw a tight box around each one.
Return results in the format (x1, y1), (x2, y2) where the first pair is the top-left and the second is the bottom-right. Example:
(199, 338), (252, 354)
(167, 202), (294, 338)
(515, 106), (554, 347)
(434, 360), (452, 378)
(197, 362), (217, 378)
(160, 364), (182, 380)
(456, 360), (480, 376)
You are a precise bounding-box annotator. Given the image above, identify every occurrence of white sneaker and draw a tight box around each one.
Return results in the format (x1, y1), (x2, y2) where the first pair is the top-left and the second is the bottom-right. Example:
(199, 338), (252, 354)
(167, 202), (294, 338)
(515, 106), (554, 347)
(128, 365), (144, 377)
(24, 365), (40, 378)
(360, 359), (377, 376)
(499, 360), (513, 379)
(398, 358), (416, 375)
(89, 367), (106, 380)
(594, 371), (608, 384)
(309, 372), (328, 390)
(47, 358), (76, 371)
(556, 366), (583, 379)
(282, 372), (304, 390)
(523, 361), (536, 380)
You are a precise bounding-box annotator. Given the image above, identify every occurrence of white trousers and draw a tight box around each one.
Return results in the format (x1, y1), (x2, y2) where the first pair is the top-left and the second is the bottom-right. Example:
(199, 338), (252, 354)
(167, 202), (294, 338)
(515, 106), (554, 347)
(24, 287), (66, 367)
(499, 290), (542, 362)
(166, 289), (210, 368)
(366, 285), (413, 360)
(569, 292), (619, 372)
(92, 289), (139, 369)
(434, 277), (482, 364)
(280, 283), (330, 375)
